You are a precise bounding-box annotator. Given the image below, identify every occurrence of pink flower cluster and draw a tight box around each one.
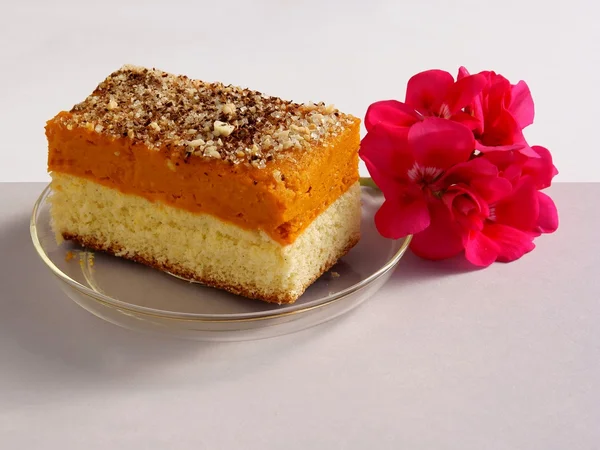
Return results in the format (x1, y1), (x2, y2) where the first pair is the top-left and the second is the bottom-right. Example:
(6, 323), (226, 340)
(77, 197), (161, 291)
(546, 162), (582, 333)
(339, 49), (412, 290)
(360, 67), (558, 266)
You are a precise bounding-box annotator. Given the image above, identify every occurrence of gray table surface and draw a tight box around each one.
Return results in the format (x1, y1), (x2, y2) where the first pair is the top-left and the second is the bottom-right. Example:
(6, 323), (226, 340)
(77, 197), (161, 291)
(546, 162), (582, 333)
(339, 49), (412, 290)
(1, 182), (598, 449)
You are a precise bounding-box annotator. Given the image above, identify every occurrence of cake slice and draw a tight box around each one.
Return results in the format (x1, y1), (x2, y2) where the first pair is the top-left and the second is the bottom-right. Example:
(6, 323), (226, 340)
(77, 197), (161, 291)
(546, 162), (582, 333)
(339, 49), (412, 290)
(46, 65), (361, 304)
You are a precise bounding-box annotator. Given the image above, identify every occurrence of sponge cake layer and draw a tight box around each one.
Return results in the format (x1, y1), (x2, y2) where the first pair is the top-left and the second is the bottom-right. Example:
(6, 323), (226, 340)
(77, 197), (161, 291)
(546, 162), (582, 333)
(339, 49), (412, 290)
(49, 173), (361, 304)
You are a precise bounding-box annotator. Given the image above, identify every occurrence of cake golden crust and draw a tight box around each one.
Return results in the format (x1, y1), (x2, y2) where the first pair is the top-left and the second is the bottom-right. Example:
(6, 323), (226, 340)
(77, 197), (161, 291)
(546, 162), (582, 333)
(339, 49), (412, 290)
(62, 232), (360, 304)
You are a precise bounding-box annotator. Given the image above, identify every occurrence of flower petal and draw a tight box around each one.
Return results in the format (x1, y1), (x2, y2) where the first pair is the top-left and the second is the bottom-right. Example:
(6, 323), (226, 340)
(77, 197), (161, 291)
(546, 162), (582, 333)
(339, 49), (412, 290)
(456, 66), (471, 80)
(359, 126), (414, 193)
(444, 73), (487, 115)
(536, 191), (559, 233)
(494, 176), (539, 231)
(405, 70), (454, 115)
(477, 141), (540, 158)
(408, 117), (475, 169)
(439, 157), (499, 184)
(442, 184), (488, 231)
(410, 200), (465, 260)
(481, 149), (527, 172)
(470, 177), (513, 204)
(450, 111), (482, 131)
(443, 184), (487, 214)
(435, 157), (512, 205)
(485, 73), (512, 119)
(458, 67), (488, 135)
(464, 229), (500, 267)
(481, 224), (535, 262)
(479, 108), (521, 146)
(523, 145), (558, 189)
(364, 100), (420, 132)
(476, 142), (526, 152)
(510, 80), (535, 129)
(374, 186), (430, 239)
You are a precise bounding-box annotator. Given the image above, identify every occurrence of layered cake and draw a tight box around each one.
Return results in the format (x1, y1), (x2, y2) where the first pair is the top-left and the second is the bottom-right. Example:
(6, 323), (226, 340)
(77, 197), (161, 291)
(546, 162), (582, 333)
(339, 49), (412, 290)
(46, 65), (361, 304)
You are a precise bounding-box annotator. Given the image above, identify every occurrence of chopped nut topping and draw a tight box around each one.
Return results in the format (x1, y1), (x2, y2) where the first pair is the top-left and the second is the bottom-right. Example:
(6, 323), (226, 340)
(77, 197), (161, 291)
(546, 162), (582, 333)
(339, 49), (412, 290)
(204, 146), (220, 158)
(59, 65), (358, 168)
(188, 138), (205, 147)
(222, 102), (236, 116)
(213, 120), (234, 137)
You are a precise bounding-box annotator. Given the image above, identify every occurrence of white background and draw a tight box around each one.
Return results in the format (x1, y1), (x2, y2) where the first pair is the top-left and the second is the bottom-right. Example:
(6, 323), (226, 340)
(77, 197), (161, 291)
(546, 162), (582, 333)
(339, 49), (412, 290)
(0, 0), (598, 182)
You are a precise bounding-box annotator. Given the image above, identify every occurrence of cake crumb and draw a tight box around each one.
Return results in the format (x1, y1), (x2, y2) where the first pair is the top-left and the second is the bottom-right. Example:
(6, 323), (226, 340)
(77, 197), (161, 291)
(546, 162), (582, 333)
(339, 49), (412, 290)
(330, 271), (340, 278)
(65, 251), (75, 262)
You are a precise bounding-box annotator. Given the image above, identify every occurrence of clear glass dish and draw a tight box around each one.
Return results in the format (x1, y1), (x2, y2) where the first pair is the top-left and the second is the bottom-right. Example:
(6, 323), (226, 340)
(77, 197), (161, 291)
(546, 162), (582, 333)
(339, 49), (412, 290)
(30, 184), (411, 341)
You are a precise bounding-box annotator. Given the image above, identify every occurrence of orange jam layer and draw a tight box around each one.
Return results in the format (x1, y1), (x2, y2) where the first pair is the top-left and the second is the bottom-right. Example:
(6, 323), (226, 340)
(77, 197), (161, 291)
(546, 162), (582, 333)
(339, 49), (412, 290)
(46, 113), (360, 245)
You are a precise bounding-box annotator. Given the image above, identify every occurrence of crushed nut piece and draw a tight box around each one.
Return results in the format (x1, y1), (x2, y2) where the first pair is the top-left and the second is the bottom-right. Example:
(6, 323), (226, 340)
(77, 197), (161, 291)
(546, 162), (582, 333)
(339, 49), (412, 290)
(213, 120), (235, 137)
(188, 138), (205, 147)
(204, 146), (220, 158)
(222, 102), (236, 116)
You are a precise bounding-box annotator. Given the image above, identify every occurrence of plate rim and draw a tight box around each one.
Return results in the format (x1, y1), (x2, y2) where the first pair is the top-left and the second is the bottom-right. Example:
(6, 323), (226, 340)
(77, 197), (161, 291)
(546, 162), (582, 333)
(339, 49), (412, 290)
(30, 183), (412, 323)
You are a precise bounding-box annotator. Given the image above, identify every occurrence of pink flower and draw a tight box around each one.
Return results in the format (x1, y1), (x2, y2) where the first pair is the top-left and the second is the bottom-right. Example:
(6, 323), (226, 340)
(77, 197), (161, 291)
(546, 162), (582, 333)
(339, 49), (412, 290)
(463, 174), (557, 266)
(414, 160), (558, 267)
(483, 145), (558, 190)
(458, 67), (537, 157)
(360, 66), (559, 268)
(409, 158), (512, 260)
(360, 117), (476, 238)
(414, 149), (559, 267)
(405, 69), (487, 131)
(480, 144), (560, 237)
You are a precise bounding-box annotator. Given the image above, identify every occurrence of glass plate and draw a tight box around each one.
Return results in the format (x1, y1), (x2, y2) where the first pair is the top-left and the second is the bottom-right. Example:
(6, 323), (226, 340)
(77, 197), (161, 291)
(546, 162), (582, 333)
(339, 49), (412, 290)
(30, 184), (411, 341)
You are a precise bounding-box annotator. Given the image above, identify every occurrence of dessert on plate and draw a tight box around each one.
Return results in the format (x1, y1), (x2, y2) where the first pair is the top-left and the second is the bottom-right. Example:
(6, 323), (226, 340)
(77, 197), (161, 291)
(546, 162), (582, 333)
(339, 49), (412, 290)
(45, 65), (361, 304)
